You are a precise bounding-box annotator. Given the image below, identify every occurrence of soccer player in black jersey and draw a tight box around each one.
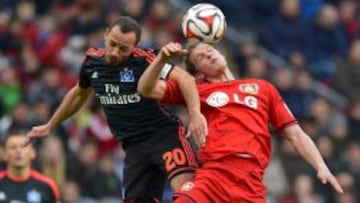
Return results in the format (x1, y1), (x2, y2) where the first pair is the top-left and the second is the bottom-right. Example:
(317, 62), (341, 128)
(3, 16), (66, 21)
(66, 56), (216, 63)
(25, 16), (207, 202)
(0, 132), (60, 203)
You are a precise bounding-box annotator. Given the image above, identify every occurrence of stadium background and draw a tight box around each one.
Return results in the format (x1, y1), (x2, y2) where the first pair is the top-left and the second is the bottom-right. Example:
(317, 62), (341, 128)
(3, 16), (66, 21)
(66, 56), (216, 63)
(0, 0), (359, 202)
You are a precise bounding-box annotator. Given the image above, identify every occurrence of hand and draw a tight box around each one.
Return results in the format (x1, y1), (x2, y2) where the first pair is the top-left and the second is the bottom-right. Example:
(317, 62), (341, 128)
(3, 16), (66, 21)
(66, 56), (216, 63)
(23, 124), (52, 147)
(186, 112), (208, 148)
(159, 42), (188, 61)
(317, 166), (343, 194)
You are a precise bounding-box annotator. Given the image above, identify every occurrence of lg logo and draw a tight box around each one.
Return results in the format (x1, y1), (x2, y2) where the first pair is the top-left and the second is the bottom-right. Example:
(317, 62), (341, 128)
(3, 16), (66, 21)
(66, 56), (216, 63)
(233, 94), (258, 110)
(206, 91), (258, 110)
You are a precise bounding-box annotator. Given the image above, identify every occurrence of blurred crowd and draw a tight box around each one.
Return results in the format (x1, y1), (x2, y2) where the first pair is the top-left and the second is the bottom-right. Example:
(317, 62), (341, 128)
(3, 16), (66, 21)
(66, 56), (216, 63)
(0, 0), (359, 203)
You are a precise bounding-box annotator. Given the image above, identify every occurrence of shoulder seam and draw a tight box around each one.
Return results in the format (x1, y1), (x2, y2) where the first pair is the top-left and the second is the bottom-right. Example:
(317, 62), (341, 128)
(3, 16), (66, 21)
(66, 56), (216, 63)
(31, 171), (61, 200)
(86, 48), (105, 57)
(0, 171), (6, 179)
(133, 47), (156, 64)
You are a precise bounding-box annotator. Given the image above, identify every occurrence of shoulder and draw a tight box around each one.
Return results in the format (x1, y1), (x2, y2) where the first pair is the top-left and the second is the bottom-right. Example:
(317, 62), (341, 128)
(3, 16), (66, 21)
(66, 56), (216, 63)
(86, 48), (105, 58)
(30, 170), (57, 186)
(0, 170), (6, 179)
(132, 47), (157, 64)
(82, 48), (106, 67)
(30, 171), (60, 198)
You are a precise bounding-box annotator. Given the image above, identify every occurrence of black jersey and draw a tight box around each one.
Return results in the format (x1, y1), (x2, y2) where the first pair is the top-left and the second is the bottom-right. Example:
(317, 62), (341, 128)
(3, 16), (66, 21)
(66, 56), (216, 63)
(79, 47), (179, 142)
(0, 170), (60, 203)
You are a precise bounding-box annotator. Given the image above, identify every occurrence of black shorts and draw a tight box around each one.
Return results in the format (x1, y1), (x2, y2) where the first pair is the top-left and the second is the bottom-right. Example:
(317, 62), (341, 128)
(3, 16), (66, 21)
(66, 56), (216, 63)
(122, 125), (198, 203)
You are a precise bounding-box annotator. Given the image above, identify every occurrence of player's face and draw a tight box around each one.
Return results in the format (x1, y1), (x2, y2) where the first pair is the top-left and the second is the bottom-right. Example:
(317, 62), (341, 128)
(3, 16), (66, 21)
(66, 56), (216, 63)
(104, 25), (137, 65)
(189, 43), (227, 77)
(4, 135), (35, 169)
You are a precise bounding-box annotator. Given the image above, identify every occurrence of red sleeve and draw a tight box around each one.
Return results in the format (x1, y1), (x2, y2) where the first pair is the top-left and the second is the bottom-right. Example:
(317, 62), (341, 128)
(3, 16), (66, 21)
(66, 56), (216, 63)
(160, 80), (185, 104)
(267, 82), (297, 133)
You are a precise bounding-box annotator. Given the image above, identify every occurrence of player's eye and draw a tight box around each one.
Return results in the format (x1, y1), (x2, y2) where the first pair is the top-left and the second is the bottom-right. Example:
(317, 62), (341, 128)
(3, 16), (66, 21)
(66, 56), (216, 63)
(120, 47), (129, 52)
(110, 41), (117, 47)
(197, 53), (204, 62)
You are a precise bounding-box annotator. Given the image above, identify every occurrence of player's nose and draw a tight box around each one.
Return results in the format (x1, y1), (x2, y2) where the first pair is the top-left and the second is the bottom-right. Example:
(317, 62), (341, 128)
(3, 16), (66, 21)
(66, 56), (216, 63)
(205, 52), (213, 59)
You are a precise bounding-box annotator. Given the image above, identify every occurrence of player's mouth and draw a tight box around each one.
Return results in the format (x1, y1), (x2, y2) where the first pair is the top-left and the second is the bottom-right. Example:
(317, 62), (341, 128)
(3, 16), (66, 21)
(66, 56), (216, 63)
(105, 55), (118, 64)
(108, 58), (120, 65)
(15, 156), (23, 160)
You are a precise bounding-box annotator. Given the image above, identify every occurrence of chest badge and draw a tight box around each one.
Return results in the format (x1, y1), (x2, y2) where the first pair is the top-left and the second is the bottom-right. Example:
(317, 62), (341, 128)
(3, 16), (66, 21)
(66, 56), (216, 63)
(239, 83), (259, 95)
(206, 91), (229, 107)
(27, 189), (41, 203)
(0, 191), (6, 201)
(120, 69), (135, 82)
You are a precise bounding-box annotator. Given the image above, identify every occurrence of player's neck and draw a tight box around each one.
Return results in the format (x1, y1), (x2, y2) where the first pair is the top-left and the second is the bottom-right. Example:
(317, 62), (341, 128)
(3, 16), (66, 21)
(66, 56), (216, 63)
(205, 68), (234, 83)
(7, 166), (32, 181)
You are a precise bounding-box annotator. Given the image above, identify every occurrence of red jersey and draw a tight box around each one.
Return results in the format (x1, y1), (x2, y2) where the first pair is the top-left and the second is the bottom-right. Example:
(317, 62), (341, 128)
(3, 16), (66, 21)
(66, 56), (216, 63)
(161, 79), (297, 170)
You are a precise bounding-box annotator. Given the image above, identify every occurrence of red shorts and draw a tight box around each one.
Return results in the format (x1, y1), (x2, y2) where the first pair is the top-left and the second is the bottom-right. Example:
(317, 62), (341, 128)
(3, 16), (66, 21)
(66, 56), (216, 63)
(173, 155), (266, 203)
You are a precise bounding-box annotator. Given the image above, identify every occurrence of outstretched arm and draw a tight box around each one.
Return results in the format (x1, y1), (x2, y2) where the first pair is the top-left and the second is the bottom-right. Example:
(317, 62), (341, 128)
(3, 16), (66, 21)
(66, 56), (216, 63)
(282, 124), (343, 194)
(25, 84), (93, 146)
(138, 42), (208, 147)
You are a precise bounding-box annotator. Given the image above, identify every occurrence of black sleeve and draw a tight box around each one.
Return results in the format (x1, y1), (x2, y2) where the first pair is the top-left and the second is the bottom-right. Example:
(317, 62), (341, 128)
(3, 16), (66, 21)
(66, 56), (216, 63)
(78, 57), (91, 88)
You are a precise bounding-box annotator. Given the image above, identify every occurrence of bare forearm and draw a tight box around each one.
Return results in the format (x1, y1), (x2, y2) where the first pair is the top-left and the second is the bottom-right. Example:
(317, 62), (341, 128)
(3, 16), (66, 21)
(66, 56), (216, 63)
(47, 86), (90, 130)
(283, 126), (343, 193)
(138, 56), (166, 95)
(289, 131), (327, 171)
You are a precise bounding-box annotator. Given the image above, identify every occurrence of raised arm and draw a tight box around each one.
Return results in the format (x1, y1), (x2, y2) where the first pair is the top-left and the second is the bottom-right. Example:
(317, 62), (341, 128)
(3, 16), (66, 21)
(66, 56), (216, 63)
(282, 124), (343, 194)
(138, 42), (208, 147)
(25, 84), (93, 145)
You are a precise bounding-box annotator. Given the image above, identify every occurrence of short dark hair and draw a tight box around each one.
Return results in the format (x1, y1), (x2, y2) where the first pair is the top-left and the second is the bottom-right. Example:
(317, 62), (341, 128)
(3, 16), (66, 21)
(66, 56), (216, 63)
(184, 39), (203, 76)
(109, 16), (142, 44)
(2, 130), (31, 147)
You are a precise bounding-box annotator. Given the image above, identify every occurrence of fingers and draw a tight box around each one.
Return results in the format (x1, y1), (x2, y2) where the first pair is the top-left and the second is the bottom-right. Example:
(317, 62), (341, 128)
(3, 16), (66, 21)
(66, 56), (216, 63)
(318, 171), (344, 194)
(181, 49), (188, 55)
(327, 175), (344, 194)
(195, 129), (205, 147)
(162, 48), (171, 57)
(23, 130), (32, 147)
(23, 136), (32, 147)
(186, 112), (208, 148)
(186, 128), (205, 148)
(161, 42), (187, 58)
(167, 43), (180, 52)
(23, 125), (50, 147)
(202, 118), (208, 136)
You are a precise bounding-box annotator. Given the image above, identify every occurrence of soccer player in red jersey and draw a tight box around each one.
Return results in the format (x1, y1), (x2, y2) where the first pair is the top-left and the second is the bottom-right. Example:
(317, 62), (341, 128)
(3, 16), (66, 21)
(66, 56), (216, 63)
(138, 40), (344, 203)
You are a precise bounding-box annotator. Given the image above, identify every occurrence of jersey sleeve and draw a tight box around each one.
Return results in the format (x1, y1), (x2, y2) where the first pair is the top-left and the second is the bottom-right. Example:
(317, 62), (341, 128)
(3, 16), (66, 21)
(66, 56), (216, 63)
(160, 63), (174, 80)
(147, 49), (175, 80)
(78, 57), (91, 88)
(160, 80), (185, 104)
(267, 82), (297, 134)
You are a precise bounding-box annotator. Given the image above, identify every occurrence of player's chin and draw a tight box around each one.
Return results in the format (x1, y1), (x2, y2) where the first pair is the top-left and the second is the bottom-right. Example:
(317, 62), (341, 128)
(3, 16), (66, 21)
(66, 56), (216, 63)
(213, 64), (226, 74)
(108, 59), (121, 66)
(13, 162), (27, 168)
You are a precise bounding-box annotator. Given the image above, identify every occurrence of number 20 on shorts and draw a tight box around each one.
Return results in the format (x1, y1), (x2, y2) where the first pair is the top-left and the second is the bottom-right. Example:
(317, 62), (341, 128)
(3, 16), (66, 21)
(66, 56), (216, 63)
(162, 148), (187, 172)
